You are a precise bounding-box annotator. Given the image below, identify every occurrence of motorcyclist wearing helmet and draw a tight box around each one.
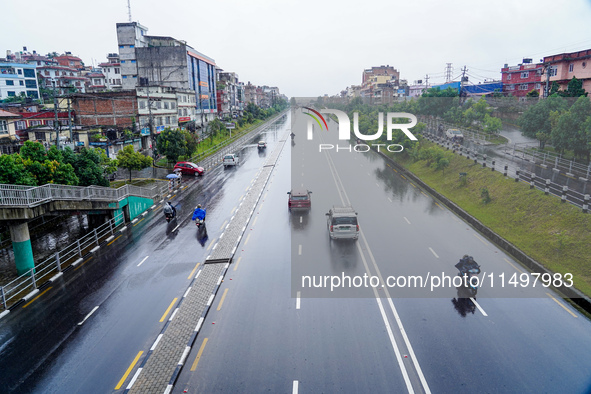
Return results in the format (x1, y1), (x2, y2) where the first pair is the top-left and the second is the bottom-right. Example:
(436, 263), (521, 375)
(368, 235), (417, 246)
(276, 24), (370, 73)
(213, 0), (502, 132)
(455, 255), (480, 275)
(163, 201), (177, 218)
(192, 204), (206, 222)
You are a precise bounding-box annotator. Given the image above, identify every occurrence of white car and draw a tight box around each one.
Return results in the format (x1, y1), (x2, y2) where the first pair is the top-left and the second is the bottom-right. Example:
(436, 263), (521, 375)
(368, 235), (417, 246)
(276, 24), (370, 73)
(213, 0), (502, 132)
(445, 128), (464, 143)
(223, 154), (238, 168)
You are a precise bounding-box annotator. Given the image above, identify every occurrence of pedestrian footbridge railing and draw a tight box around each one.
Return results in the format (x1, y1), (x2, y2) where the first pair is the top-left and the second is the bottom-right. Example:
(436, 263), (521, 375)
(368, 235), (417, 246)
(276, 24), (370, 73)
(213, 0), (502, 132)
(0, 182), (167, 208)
(0, 212), (125, 311)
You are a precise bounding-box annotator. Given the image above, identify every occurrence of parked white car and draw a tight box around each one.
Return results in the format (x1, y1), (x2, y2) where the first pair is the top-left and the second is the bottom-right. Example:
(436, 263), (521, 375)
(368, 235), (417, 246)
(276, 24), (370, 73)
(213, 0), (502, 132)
(445, 129), (464, 143)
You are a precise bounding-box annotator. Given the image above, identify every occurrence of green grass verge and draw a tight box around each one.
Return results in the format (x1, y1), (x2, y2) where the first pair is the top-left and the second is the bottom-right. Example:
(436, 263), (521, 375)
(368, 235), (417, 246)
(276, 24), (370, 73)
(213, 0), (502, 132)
(385, 144), (591, 297)
(110, 179), (159, 188)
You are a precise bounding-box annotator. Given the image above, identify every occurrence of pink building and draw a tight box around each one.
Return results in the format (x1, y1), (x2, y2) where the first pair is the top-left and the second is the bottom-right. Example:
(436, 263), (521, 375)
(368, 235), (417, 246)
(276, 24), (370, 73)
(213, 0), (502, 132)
(543, 49), (591, 96)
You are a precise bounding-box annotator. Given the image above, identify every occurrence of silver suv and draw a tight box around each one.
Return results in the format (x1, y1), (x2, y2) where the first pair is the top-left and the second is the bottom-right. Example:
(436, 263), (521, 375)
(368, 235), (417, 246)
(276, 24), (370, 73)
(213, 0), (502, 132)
(326, 206), (359, 241)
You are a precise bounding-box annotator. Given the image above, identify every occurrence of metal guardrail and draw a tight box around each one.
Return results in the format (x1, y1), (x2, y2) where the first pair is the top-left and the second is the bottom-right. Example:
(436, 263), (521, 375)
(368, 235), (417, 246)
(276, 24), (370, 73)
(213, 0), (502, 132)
(423, 132), (591, 212)
(0, 212), (125, 311)
(504, 144), (591, 180)
(0, 181), (167, 208)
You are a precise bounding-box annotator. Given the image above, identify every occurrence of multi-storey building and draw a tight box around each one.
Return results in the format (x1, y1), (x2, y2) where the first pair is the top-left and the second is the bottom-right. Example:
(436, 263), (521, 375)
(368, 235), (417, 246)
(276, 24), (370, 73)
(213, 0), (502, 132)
(54, 52), (85, 71)
(0, 109), (21, 151)
(244, 82), (258, 106)
(85, 71), (107, 92)
(136, 86), (179, 139)
(362, 65), (400, 88)
(99, 53), (122, 90)
(116, 22), (217, 126)
(501, 59), (543, 97)
(38, 64), (87, 94)
(0, 62), (40, 100)
(542, 49), (591, 96)
(217, 71), (243, 118)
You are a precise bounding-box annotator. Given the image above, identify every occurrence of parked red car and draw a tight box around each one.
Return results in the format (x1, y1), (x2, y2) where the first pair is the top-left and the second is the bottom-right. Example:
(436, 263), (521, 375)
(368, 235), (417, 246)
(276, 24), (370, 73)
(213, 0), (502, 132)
(173, 162), (204, 176)
(287, 188), (312, 212)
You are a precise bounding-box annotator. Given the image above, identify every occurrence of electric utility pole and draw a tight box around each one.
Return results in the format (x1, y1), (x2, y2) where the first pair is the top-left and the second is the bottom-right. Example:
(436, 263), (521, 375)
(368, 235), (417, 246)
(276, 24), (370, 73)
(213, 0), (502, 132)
(53, 81), (60, 149)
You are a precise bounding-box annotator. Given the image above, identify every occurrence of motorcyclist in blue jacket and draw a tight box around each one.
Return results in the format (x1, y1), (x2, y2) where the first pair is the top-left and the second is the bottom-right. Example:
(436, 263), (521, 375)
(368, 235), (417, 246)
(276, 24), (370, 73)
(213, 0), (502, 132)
(192, 204), (206, 222)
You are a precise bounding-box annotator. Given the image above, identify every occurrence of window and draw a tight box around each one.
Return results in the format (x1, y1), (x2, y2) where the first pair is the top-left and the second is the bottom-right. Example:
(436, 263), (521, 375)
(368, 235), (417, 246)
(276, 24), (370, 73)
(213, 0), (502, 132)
(45, 70), (50, 76)
(165, 116), (171, 125)
(569, 64), (574, 72)
(519, 84), (529, 90)
(15, 120), (26, 130)
(132, 75), (137, 79)
(6, 80), (14, 86)
(140, 101), (146, 109)
(550, 67), (557, 77)
(156, 101), (161, 109)
(47, 120), (54, 127)
(17, 69), (22, 75)
(25, 80), (37, 89)
(35, 131), (45, 141)
(131, 60), (136, 63)
(116, 79), (121, 84)
(157, 117), (163, 126)
(507, 74), (511, 80)
(23, 69), (35, 78)
(129, 45), (134, 48)
(20, 81), (24, 86)
(171, 102), (176, 109)
(123, 75), (128, 79)
(183, 108), (188, 116)
(0, 120), (7, 134)
(75, 81), (80, 87)
(521, 71), (529, 78)
(163, 101), (169, 109)
(70, 72), (74, 76)
(30, 120), (41, 126)
(115, 68), (120, 74)
(7, 91), (16, 97)
(178, 109), (182, 116)
(535, 83), (541, 89)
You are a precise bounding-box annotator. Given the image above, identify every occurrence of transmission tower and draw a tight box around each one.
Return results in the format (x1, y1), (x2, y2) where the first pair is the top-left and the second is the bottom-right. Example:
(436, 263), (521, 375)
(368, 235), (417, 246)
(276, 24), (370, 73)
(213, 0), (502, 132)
(127, 0), (132, 22)
(445, 63), (453, 83)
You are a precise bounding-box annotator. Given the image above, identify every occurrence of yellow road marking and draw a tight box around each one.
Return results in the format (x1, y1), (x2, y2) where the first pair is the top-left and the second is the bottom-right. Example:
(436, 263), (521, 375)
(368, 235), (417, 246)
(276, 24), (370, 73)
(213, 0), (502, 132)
(546, 293), (577, 318)
(206, 238), (217, 251)
(170, 194), (177, 199)
(400, 175), (406, 180)
(115, 351), (143, 390)
(503, 258), (524, 274)
(182, 186), (188, 190)
(190, 338), (209, 371)
(188, 263), (200, 280)
(252, 217), (258, 227)
(473, 234), (488, 246)
(217, 288), (229, 311)
(233, 256), (242, 271)
(75, 256), (93, 271)
(220, 220), (228, 231)
(154, 205), (162, 212)
(421, 191), (428, 197)
(230, 206), (237, 215)
(133, 218), (145, 227)
(238, 194), (244, 202)
(160, 298), (178, 322)
(107, 235), (121, 246)
(392, 168), (398, 173)
(435, 202), (443, 210)
(410, 183), (416, 188)
(244, 233), (251, 246)
(22, 287), (52, 308)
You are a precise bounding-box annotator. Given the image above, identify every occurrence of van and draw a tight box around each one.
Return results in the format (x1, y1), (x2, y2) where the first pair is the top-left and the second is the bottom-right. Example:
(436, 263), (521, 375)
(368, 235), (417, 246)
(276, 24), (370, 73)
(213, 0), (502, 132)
(326, 205), (359, 241)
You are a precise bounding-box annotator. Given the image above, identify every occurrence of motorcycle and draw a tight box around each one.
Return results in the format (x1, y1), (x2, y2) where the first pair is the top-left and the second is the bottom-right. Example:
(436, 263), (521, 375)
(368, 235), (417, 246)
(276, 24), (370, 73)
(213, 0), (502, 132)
(195, 218), (205, 229)
(164, 210), (176, 223)
(455, 258), (481, 296)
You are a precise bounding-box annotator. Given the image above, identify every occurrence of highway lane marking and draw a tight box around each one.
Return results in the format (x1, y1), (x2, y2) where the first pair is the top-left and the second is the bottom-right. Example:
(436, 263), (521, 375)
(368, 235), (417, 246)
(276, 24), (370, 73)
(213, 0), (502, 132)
(74, 256), (93, 271)
(154, 205), (162, 212)
(233, 256), (242, 271)
(231, 206), (237, 215)
(160, 298), (178, 322)
(546, 293), (577, 318)
(206, 238), (217, 251)
(170, 194), (177, 200)
(469, 298), (488, 317)
(404, 217), (411, 225)
(400, 175), (406, 180)
(22, 287), (52, 308)
(392, 168), (398, 173)
(293, 380), (299, 393)
(252, 217), (258, 227)
(220, 220), (228, 231)
(238, 194), (244, 202)
(421, 191), (428, 197)
(137, 256), (149, 267)
(78, 305), (99, 325)
(217, 288), (229, 311)
(473, 234), (489, 246)
(115, 351), (143, 390)
(296, 291), (301, 310)
(188, 263), (201, 279)
(107, 235), (122, 246)
(182, 186), (188, 190)
(434, 202), (443, 210)
(244, 233), (252, 246)
(133, 218), (145, 227)
(298, 245), (302, 255)
(429, 247), (439, 258)
(245, 185), (250, 192)
(503, 258), (524, 274)
(190, 338), (209, 371)
(263, 191), (268, 200)
(299, 216), (302, 223)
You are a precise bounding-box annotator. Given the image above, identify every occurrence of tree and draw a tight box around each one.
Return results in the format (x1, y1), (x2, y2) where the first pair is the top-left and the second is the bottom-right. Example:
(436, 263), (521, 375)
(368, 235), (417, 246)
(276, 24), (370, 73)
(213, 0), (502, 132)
(552, 96), (591, 159)
(62, 147), (114, 186)
(156, 128), (187, 164)
(518, 95), (568, 139)
(559, 77), (588, 97)
(117, 145), (152, 182)
(0, 155), (36, 185)
(526, 89), (540, 98)
(183, 130), (198, 158)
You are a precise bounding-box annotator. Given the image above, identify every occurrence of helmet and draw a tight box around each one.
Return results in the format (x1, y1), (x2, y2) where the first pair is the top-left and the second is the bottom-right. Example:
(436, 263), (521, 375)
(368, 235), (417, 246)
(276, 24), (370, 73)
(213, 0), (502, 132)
(197, 204), (202, 208)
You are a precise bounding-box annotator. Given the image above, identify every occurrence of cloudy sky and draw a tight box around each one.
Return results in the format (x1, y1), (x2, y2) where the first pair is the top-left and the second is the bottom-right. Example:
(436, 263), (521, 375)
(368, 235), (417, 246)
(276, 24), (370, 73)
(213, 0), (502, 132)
(3, 0), (591, 97)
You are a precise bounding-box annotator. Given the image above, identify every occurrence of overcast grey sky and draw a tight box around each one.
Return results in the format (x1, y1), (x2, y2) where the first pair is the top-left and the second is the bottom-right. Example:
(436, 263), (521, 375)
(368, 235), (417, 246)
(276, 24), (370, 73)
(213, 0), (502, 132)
(3, 0), (591, 97)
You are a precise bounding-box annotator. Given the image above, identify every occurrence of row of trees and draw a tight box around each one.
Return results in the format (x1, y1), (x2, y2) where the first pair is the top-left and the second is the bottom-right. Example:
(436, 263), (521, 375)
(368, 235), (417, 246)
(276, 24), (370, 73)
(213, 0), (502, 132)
(519, 95), (591, 160)
(0, 141), (153, 186)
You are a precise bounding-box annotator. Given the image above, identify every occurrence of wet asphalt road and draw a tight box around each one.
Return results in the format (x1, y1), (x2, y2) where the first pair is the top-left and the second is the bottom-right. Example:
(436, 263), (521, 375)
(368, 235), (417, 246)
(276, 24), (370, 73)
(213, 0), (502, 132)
(1, 112), (591, 393)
